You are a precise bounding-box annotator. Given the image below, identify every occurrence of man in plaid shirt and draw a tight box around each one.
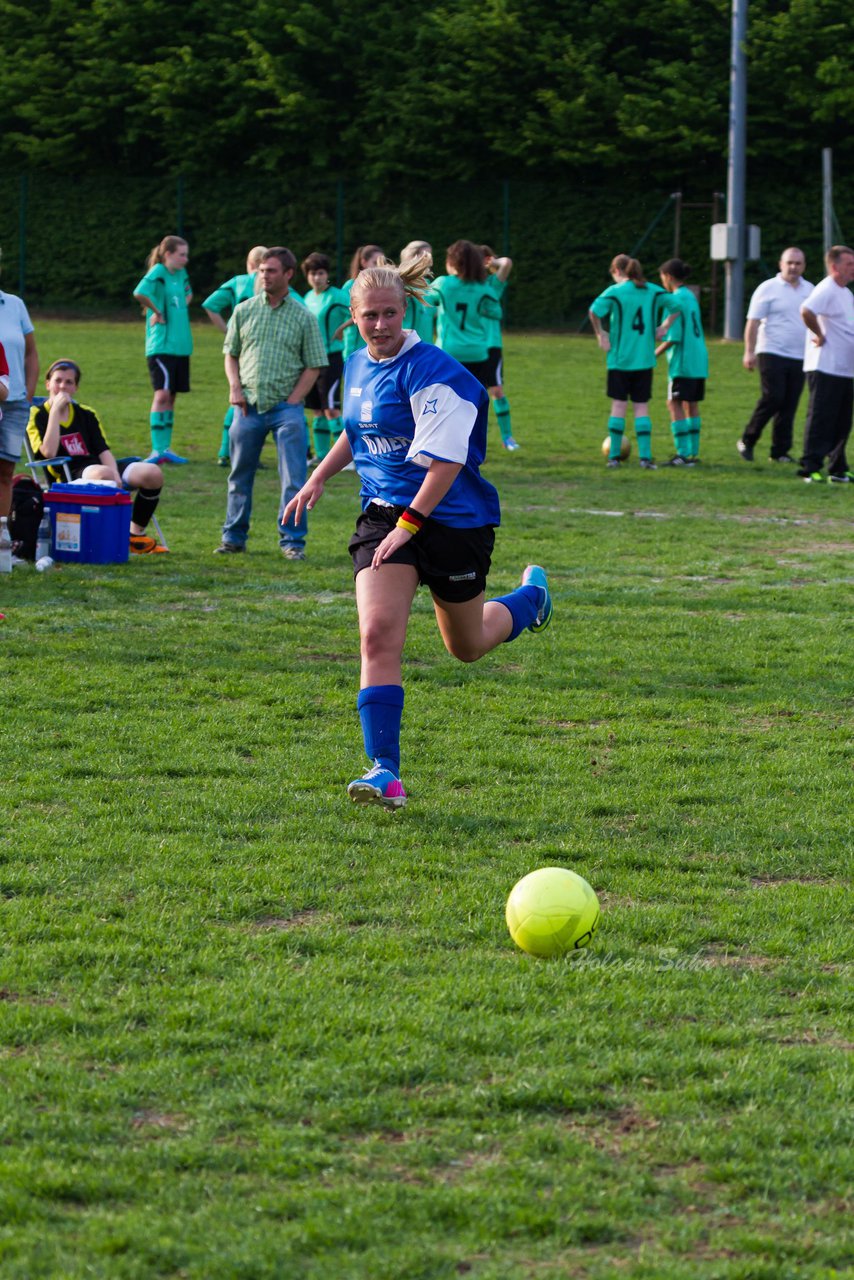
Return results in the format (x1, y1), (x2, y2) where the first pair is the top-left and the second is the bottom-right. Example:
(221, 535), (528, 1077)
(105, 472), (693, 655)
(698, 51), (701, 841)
(216, 247), (327, 559)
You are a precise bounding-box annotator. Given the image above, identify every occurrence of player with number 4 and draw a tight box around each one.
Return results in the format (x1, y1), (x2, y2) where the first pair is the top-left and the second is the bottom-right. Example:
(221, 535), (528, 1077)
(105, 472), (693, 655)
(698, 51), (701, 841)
(589, 255), (666, 470)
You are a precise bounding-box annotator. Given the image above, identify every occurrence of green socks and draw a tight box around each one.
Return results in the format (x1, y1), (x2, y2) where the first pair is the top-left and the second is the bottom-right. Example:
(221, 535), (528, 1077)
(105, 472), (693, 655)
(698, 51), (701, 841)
(493, 396), (512, 443)
(635, 415), (653, 462)
(608, 416), (625, 460)
(150, 411), (171, 454)
(688, 415), (701, 457)
(671, 417), (691, 457)
(313, 418), (332, 459)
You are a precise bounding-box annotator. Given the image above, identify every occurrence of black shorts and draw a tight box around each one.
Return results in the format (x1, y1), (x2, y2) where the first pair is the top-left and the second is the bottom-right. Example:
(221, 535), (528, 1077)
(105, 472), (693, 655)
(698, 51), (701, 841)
(668, 377), (706, 403)
(461, 359), (492, 389)
(147, 354), (190, 394)
(305, 351), (344, 413)
(606, 368), (653, 403)
(348, 502), (495, 603)
(484, 347), (503, 387)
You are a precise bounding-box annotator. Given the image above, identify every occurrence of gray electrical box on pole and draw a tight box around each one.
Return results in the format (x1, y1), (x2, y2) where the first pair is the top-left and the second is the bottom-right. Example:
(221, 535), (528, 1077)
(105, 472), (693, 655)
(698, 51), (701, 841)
(724, 0), (748, 340)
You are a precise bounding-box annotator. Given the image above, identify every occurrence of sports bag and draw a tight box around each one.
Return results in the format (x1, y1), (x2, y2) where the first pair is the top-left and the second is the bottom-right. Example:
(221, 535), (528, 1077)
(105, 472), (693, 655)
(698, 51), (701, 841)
(9, 474), (45, 560)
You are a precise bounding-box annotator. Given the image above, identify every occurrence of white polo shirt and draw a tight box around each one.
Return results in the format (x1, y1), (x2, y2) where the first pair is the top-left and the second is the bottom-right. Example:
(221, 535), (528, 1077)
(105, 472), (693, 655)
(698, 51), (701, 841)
(802, 275), (854, 378)
(746, 273), (814, 359)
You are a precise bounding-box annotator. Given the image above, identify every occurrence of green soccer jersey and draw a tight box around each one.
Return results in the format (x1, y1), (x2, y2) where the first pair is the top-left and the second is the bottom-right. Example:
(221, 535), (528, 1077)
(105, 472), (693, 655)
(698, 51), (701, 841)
(484, 274), (507, 349)
(404, 292), (437, 343)
(431, 275), (502, 363)
(340, 278), (366, 358)
(589, 279), (665, 371)
(202, 271), (257, 315)
(134, 263), (193, 357)
(304, 285), (350, 355)
(661, 286), (709, 379)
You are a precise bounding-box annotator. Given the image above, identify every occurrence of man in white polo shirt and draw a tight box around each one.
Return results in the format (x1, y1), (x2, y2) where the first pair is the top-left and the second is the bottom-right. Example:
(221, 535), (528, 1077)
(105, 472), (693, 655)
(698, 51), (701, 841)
(798, 245), (854, 484)
(737, 248), (812, 463)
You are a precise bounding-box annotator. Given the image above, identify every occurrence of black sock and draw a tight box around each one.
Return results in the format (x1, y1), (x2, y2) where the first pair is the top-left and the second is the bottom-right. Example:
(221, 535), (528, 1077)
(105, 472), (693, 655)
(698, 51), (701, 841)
(132, 487), (160, 530)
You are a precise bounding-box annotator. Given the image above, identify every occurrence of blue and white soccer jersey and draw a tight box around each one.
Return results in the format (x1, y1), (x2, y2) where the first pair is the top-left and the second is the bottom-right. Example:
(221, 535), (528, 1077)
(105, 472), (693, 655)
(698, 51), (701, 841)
(343, 332), (500, 528)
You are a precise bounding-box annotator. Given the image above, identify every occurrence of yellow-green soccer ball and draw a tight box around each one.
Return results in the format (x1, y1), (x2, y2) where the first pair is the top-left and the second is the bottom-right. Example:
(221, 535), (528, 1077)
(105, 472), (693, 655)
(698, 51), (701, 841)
(601, 434), (631, 460)
(506, 867), (600, 958)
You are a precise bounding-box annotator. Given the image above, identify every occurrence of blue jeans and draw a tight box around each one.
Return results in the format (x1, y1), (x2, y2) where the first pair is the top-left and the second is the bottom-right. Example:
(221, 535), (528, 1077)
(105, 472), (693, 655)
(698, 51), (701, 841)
(222, 400), (309, 549)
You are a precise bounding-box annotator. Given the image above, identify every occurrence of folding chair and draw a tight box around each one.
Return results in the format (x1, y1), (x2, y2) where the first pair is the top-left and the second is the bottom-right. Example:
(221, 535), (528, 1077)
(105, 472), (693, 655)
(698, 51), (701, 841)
(23, 400), (168, 550)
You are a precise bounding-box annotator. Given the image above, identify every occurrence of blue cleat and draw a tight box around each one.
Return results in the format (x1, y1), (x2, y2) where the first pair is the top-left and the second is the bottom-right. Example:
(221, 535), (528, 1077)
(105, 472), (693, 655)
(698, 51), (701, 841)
(347, 761), (407, 811)
(159, 449), (189, 465)
(522, 564), (553, 633)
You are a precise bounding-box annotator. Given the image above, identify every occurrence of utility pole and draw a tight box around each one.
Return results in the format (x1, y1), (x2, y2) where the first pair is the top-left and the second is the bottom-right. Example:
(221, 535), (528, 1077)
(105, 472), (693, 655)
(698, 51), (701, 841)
(724, 0), (748, 340)
(822, 149), (833, 252)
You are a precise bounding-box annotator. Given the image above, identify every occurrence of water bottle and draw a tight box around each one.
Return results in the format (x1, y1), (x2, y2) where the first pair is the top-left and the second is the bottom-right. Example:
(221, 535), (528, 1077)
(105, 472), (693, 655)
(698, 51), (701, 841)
(0, 517), (12, 574)
(36, 510), (52, 562)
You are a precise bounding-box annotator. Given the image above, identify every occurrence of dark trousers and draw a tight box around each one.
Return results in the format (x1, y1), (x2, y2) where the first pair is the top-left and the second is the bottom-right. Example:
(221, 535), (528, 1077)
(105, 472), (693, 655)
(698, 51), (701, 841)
(742, 354), (805, 458)
(800, 371), (853, 476)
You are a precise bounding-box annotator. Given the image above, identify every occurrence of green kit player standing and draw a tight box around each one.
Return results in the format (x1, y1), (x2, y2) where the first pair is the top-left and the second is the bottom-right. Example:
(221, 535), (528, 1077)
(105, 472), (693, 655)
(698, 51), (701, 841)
(337, 245), (385, 359)
(399, 240), (438, 344)
(203, 246), (267, 465)
(301, 251), (350, 462)
(133, 235), (193, 465)
(481, 245), (519, 450)
(431, 240), (503, 387)
(589, 254), (665, 469)
(655, 258), (709, 466)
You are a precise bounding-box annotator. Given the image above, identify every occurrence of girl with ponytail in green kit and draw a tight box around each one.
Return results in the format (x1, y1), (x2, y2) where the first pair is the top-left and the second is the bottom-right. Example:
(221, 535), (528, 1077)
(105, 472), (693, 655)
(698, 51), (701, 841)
(133, 235), (193, 465)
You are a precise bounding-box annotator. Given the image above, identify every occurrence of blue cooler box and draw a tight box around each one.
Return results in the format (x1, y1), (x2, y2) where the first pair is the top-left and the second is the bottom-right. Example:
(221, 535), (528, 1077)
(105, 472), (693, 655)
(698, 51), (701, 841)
(44, 483), (133, 564)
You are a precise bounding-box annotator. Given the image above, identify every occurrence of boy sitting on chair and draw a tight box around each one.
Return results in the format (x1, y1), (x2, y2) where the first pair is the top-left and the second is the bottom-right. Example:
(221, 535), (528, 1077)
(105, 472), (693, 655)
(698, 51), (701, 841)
(27, 359), (167, 554)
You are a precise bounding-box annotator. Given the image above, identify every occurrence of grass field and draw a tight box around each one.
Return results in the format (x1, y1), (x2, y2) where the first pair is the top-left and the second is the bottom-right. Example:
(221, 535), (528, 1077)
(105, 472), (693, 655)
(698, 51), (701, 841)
(2, 319), (852, 1279)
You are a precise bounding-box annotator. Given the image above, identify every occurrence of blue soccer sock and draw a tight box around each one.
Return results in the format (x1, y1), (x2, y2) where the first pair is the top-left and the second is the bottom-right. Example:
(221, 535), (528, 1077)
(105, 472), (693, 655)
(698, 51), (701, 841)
(635, 415), (653, 462)
(608, 415), (625, 460)
(489, 584), (541, 642)
(357, 685), (404, 774)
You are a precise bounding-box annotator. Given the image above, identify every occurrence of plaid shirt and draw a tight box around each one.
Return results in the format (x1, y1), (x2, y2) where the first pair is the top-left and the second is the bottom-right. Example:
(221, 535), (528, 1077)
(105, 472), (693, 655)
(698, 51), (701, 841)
(224, 291), (327, 413)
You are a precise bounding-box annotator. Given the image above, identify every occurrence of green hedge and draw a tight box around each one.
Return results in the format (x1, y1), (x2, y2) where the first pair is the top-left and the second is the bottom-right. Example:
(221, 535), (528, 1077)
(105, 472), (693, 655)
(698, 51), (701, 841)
(2, 170), (849, 332)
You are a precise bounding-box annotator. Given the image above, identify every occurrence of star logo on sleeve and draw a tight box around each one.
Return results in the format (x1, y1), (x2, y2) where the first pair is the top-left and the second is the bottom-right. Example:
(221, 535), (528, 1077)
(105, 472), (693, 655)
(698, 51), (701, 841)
(421, 398), (438, 415)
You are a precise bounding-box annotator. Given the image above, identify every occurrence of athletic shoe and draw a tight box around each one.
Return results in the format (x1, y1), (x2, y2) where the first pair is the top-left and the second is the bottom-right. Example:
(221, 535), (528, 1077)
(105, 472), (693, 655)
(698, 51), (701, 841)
(828, 473), (852, 484)
(213, 542), (245, 554)
(665, 455), (694, 467)
(503, 437), (521, 451)
(217, 456), (230, 468)
(281, 546), (306, 560)
(802, 472), (824, 484)
(736, 439), (754, 461)
(347, 761), (408, 811)
(521, 564), (553, 633)
(159, 449), (189, 465)
(144, 451), (166, 464)
(130, 534), (168, 555)
(772, 454), (796, 463)
(639, 459), (657, 470)
(606, 458), (621, 469)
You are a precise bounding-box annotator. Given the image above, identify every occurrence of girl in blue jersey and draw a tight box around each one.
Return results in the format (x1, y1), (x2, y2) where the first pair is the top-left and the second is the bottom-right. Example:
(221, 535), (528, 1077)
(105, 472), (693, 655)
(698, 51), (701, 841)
(284, 260), (553, 811)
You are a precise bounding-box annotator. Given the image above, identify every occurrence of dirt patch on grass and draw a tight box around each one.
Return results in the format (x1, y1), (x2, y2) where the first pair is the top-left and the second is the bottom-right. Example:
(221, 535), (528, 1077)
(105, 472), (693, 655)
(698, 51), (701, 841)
(251, 909), (325, 930)
(778, 1032), (854, 1051)
(560, 1106), (661, 1156)
(701, 947), (780, 970)
(750, 875), (834, 887)
(131, 1110), (191, 1132)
